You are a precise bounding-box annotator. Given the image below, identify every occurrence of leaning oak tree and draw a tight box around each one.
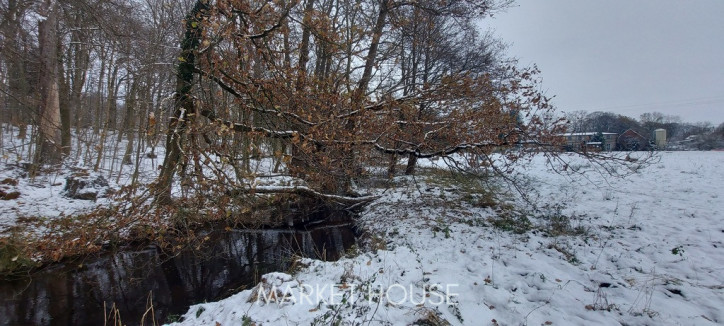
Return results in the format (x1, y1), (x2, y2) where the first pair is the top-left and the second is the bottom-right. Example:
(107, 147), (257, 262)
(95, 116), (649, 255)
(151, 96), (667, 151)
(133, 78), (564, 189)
(154, 0), (564, 209)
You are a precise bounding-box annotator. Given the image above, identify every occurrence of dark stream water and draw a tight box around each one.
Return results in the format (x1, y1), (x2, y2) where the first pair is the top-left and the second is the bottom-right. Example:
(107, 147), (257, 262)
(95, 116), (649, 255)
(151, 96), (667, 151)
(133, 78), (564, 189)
(0, 220), (356, 325)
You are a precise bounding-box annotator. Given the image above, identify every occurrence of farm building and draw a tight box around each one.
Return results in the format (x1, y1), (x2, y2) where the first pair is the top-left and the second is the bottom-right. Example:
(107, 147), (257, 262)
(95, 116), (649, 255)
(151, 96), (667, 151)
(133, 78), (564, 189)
(561, 132), (617, 151)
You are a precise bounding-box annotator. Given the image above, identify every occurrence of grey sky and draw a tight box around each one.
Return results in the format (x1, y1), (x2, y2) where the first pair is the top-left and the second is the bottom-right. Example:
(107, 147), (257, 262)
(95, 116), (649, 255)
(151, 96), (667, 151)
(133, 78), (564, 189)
(488, 0), (724, 125)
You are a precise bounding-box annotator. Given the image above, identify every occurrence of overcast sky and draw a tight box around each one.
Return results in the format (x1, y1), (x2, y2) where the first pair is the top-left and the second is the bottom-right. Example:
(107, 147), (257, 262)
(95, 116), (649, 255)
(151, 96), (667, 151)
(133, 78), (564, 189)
(488, 0), (724, 125)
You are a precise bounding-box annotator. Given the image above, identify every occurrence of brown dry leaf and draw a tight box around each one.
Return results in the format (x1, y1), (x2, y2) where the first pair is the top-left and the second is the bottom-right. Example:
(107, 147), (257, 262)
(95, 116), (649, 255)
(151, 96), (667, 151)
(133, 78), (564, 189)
(51, 250), (62, 261)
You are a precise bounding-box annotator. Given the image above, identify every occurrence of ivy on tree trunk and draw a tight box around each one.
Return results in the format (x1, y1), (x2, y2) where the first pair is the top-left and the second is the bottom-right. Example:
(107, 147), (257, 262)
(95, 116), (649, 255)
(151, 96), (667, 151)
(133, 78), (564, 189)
(155, 0), (209, 204)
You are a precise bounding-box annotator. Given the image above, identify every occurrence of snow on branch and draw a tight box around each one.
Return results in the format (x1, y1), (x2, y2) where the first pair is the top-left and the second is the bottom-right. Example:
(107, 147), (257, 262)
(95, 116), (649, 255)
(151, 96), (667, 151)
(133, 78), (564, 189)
(230, 185), (381, 206)
(372, 141), (501, 158)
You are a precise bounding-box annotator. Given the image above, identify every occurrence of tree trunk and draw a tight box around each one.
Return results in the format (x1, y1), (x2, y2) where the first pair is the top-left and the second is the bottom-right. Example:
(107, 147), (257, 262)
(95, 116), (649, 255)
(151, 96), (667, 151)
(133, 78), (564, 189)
(121, 80), (138, 165)
(287, 0), (317, 180)
(95, 45), (106, 135)
(387, 153), (397, 178)
(106, 64), (119, 131)
(3, 0), (31, 140)
(69, 24), (89, 143)
(404, 154), (417, 175)
(155, 0), (209, 203)
(34, 2), (62, 166)
(330, 0), (388, 192)
(58, 38), (71, 156)
(296, 0), (316, 91)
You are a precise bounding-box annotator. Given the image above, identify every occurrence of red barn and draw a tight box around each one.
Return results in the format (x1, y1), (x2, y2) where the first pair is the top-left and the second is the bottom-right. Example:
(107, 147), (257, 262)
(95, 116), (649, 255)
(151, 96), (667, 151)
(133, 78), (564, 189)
(617, 129), (650, 151)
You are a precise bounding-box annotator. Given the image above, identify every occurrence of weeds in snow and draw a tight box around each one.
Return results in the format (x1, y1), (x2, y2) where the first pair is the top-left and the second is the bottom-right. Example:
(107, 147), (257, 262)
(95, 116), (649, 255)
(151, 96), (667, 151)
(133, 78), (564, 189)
(625, 270), (681, 318)
(585, 286), (618, 312)
(535, 203), (588, 237)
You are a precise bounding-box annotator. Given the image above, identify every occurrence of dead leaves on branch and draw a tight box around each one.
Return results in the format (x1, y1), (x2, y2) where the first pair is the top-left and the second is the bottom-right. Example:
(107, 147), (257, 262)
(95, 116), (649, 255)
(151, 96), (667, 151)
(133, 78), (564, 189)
(171, 0), (563, 196)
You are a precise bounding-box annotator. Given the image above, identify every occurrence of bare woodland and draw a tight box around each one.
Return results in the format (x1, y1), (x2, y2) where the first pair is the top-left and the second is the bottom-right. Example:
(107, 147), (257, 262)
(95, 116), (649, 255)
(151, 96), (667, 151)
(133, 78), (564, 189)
(1, 0), (565, 212)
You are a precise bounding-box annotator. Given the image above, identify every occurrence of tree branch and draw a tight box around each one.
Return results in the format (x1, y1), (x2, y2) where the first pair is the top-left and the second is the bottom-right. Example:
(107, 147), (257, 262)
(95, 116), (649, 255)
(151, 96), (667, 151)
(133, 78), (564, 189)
(229, 185), (381, 206)
(199, 109), (296, 138)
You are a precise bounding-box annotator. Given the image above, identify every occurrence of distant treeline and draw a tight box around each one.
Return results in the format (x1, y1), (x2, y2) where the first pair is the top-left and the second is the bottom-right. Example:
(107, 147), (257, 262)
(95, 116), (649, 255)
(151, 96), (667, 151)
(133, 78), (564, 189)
(565, 111), (724, 150)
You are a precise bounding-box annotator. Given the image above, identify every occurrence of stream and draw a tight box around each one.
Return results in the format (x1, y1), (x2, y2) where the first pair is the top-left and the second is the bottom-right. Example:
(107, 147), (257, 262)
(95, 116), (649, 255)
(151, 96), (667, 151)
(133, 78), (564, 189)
(0, 217), (356, 325)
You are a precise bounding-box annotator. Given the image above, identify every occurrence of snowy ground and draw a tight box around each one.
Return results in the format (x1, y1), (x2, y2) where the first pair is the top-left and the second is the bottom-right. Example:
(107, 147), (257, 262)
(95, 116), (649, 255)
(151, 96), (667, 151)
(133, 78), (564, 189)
(0, 124), (286, 234)
(168, 151), (724, 325)
(0, 126), (160, 232)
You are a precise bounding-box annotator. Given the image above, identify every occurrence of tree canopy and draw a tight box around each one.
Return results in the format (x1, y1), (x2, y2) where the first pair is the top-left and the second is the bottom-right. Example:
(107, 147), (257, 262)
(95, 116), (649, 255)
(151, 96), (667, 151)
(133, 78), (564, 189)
(153, 0), (564, 203)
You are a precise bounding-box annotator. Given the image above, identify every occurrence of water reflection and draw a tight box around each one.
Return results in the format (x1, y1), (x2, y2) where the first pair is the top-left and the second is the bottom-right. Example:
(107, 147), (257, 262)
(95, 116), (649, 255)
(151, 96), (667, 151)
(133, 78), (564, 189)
(0, 222), (356, 325)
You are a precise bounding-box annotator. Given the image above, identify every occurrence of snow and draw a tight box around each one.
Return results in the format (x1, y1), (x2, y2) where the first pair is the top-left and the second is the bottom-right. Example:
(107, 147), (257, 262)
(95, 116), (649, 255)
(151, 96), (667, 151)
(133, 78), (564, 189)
(0, 124), (288, 233)
(0, 162), (113, 233)
(169, 151), (724, 325)
(561, 132), (618, 136)
(0, 125), (160, 232)
(2, 123), (723, 325)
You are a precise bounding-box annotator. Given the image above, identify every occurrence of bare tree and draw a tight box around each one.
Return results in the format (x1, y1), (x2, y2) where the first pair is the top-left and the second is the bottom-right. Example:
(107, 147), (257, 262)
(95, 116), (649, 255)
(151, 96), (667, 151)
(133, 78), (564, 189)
(1, 0), (36, 141)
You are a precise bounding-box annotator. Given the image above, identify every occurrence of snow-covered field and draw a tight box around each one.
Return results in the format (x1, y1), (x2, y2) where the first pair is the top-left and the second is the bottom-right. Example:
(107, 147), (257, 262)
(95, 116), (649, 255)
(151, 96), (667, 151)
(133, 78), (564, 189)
(169, 151), (724, 325)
